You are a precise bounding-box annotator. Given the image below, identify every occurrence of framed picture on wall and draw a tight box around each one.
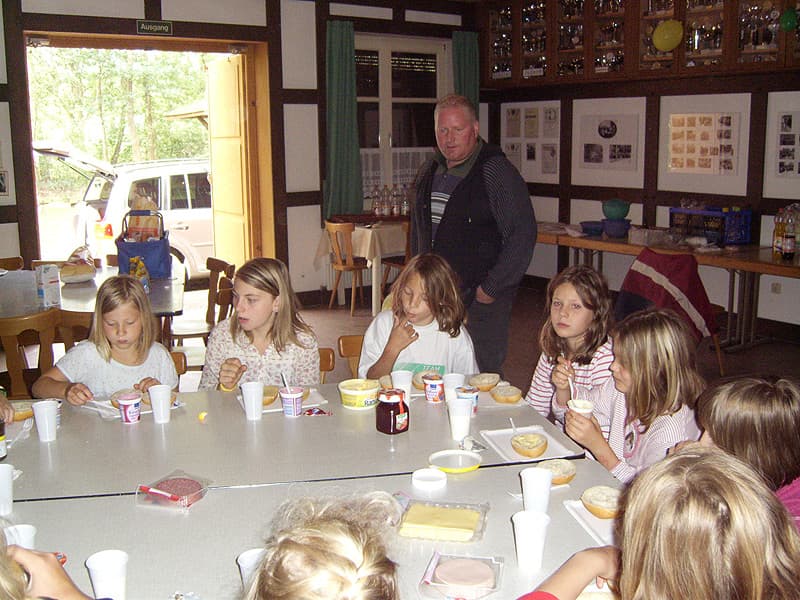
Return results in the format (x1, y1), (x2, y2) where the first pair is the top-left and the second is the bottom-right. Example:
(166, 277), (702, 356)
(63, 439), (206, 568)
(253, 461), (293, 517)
(0, 9), (6, 84)
(0, 104), (16, 206)
(571, 97), (646, 189)
(763, 91), (800, 199)
(500, 100), (560, 184)
(657, 93), (751, 196)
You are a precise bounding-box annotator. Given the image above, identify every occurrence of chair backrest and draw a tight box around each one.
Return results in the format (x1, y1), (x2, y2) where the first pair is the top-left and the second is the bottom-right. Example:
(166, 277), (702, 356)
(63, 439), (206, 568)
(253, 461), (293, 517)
(615, 248), (718, 341)
(337, 334), (364, 379)
(216, 277), (234, 323)
(400, 220), (411, 262)
(58, 310), (93, 351)
(0, 308), (61, 399)
(170, 350), (187, 376)
(325, 221), (358, 268)
(205, 257), (236, 325)
(318, 347), (335, 383)
(0, 256), (24, 270)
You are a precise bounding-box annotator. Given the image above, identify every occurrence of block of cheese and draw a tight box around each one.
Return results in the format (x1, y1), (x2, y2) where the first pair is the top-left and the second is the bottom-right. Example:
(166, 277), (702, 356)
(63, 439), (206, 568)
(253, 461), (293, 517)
(399, 503), (483, 542)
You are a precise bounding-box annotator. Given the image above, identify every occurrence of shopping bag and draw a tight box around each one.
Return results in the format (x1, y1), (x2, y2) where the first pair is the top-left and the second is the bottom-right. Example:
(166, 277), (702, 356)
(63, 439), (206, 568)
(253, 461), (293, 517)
(115, 210), (171, 279)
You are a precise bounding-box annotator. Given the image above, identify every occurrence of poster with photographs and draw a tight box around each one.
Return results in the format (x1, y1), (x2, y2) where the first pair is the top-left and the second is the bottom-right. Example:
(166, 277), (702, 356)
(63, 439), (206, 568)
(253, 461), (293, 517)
(658, 94), (750, 196)
(764, 92), (800, 199)
(666, 113), (739, 176)
(500, 100), (560, 184)
(0, 8), (6, 84)
(571, 97), (646, 188)
(0, 104), (16, 206)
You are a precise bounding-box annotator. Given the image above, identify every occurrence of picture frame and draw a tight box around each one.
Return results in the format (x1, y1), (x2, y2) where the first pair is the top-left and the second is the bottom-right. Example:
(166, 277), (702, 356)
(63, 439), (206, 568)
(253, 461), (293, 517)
(500, 100), (560, 184)
(570, 97), (646, 189)
(657, 93), (751, 196)
(763, 91), (800, 200)
(0, 104), (16, 206)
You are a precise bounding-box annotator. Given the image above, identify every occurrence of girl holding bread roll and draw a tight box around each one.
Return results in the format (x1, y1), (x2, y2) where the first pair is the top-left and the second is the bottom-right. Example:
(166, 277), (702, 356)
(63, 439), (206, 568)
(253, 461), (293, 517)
(525, 266), (614, 430)
(518, 447), (800, 600)
(358, 253), (478, 380)
(199, 258), (318, 391)
(563, 309), (704, 483)
(32, 276), (178, 404)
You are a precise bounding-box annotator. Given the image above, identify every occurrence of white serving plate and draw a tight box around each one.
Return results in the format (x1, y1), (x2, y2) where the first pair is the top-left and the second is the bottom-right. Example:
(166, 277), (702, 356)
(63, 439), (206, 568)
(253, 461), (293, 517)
(563, 499), (616, 546)
(479, 425), (582, 462)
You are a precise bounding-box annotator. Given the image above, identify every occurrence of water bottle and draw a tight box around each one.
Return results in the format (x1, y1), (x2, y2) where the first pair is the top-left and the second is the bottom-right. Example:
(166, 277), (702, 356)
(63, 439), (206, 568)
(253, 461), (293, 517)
(390, 184), (400, 216)
(400, 184), (410, 216)
(782, 210), (796, 261)
(371, 185), (381, 216)
(381, 185), (391, 217)
(772, 208), (785, 258)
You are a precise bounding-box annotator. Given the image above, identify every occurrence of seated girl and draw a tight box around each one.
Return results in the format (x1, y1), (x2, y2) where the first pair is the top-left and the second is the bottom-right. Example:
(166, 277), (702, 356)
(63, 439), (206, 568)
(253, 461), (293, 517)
(358, 253), (478, 379)
(200, 258), (319, 391)
(563, 308), (704, 483)
(519, 447), (800, 600)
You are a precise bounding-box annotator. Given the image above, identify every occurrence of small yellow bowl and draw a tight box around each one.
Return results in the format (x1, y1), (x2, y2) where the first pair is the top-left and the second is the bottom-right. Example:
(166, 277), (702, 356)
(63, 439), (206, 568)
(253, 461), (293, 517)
(337, 378), (380, 410)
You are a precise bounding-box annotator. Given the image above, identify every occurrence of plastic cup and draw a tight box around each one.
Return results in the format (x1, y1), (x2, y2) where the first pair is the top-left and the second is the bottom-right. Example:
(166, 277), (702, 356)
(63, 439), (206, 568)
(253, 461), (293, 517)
(85, 549), (128, 600)
(422, 375), (444, 403)
(520, 466), (553, 513)
(4, 524), (37, 549)
(148, 384), (172, 424)
(241, 381), (264, 421)
(512, 510), (551, 572)
(0, 464), (13, 517)
(456, 385), (480, 416)
(236, 547), (266, 587)
(567, 399), (594, 418)
(390, 370), (413, 401)
(443, 373), (465, 403)
(280, 387), (304, 417)
(446, 396), (472, 441)
(32, 400), (58, 441)
(117, 396), (141, 425)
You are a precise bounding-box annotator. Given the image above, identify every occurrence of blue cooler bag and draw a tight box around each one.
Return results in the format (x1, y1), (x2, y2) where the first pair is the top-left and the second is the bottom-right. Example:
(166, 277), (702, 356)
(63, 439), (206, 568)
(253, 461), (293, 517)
(115, 210), (172, 279)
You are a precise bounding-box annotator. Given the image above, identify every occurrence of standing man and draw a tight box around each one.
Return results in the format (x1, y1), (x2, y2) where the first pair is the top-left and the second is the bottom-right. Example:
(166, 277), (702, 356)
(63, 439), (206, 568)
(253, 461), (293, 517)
(412, 94), (536, 374)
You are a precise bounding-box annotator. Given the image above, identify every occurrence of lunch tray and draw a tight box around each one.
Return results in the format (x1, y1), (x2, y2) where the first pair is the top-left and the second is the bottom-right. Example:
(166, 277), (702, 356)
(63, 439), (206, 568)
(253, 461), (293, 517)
(479, 425), (583, 463)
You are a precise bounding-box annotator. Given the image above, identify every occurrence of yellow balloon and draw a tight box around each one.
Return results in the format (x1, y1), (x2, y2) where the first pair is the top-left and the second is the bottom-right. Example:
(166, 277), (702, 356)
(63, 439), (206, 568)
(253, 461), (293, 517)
(652, 19), (683, 52)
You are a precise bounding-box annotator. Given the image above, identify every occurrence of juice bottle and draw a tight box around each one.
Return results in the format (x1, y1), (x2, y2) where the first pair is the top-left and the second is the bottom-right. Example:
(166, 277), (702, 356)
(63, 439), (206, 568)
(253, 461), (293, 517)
(772, 208), (785, 258)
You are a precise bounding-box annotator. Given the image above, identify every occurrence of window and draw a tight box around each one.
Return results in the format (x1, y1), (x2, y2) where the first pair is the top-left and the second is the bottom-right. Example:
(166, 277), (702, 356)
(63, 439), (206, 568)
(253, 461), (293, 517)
(127, 177), (160, 209)
(355, 35), (451, 208)
(170, 174), (189, 209)
(188, 172), (211, 208)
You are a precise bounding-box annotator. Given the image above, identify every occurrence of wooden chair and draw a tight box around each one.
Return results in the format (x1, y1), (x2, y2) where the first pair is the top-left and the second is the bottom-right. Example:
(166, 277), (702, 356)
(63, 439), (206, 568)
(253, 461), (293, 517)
(170, 257), (235, 346)
(380, 220), (411, 297)
(58, 310), (92, 351)
(337, 334), (364, 379)
(170, 351), (187, 376)
(0, 308), (60, 399)
(172, 276), (234, 371)
(325, 221), (368, 316)
(0, 256), (24, 270)
(319, 347), (335, 384)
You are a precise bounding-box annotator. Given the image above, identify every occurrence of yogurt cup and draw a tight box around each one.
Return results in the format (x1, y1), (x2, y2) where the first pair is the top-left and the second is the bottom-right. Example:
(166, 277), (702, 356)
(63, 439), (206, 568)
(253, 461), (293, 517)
(567, 399), (594, 418)
(116, 392), (142, 424)
(422, 375), (444, 403)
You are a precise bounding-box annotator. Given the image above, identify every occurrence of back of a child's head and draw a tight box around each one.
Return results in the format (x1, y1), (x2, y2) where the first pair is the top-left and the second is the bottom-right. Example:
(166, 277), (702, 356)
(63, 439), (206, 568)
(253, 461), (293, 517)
(697, 376), (800, 490)
(613, 308), (704, 426)
(89, 275), (156, 360)
(539, 264), (612, 363)
(390, 253), (464, 337)
(620, 446), (800, 600)
(0, 529), (30, 600)
(246, 492), (401, 600)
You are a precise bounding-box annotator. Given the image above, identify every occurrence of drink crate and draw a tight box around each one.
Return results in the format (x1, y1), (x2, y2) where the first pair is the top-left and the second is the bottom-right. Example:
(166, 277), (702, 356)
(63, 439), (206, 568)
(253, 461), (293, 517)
(668, 207), (752, 245)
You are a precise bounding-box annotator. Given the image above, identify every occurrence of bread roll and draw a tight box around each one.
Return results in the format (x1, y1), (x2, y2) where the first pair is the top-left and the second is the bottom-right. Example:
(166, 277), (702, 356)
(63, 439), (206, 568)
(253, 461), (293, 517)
(11, 400), (34, 422)
(468, 373), (500, 392)
(581, 485), (621, 519)
(378, 375), (393, 389)
(536, 458), (577, 485)
(263, 385), (279, 406)
(510, 433), (548, 458)
(490, 385), (522, 404)
(413, 369), (440, 390)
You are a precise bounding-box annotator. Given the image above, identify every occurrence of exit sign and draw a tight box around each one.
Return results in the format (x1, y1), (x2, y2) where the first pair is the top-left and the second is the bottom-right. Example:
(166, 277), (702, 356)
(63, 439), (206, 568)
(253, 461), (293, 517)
(136, 20), (173, 36)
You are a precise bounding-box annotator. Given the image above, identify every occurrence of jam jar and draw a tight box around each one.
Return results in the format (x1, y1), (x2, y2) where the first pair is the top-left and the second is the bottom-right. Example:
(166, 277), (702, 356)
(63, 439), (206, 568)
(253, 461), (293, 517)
(376, 388), (409, 435)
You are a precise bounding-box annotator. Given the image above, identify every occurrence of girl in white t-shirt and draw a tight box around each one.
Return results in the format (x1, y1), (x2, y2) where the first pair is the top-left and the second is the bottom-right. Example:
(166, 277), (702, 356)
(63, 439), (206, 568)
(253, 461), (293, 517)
(358, 253), (478, 379)
(32, 276), (178, 404)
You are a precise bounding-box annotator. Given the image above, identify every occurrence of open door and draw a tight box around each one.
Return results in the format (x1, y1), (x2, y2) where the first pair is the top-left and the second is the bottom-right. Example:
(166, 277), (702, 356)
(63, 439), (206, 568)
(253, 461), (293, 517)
(207, 53), (258, 268)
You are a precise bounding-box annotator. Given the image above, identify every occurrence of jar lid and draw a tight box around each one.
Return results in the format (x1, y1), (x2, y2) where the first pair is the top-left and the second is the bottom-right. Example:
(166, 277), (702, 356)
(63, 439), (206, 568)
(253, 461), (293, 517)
(412, 468), (447, 491)
(379, 388), (405, 403)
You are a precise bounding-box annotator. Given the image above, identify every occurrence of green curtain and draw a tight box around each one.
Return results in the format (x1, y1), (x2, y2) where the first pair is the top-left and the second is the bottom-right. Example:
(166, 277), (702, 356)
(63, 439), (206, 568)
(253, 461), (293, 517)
(324, 21), (363, 219)
(453, 31), (479, 111)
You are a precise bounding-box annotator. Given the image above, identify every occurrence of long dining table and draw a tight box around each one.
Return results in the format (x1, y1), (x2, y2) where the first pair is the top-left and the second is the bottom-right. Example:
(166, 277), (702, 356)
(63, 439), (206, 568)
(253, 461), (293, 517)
(6, 384), (619, 599)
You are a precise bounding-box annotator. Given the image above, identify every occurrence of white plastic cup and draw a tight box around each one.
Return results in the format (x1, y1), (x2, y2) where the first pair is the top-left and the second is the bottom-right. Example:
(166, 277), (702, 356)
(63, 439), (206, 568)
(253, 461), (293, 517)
(520, 466), (553, 513)
(236, 547), (266, 587)
(148, 384), (172, 424)
(567, 399), (594, 418)
(279, 387), (304, 417)
(85, 549), (128, 600)
(32, 400), (58, 441)
(4, 524), (37, 549)
(512, 510), (551, 572)
(241, 381), (264, 421)
(446, 396), (472, 441)
(442, 373), (466, 403)
(390, 370), (413, 401)
(0, 464), (13, 517)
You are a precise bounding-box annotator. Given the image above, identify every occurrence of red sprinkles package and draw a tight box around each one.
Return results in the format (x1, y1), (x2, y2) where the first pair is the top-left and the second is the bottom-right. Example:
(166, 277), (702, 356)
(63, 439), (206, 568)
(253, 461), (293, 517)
(136, 470), (210, 509)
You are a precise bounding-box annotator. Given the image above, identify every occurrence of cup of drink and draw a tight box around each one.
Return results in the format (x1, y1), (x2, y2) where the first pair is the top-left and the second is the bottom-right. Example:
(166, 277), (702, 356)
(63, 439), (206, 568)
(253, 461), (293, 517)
(33, 399), (59, 440)
(390, 370), (413, 401)
(148, 384), (172, 424)
(567, 399), (594, 418)
(446, 396), (472, 441)
(279, 387), (304, 417)
(456, 385), (479, 416)
(520, 466), (553, 513)
(512, 510), (551, 572)
(422, 374), (444, 403)
(241, 381), (264, 421)
(442, 373), (465, 403)
(85, 549), (129, 600)
(236, 547), (266, 587)
(4, 524), (37, 549)
(0, 464), (13, 517)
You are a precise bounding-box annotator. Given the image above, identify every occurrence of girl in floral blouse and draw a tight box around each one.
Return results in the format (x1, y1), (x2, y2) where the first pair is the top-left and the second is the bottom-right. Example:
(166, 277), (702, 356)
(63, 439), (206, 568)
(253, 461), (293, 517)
(199, 258), (319, 391)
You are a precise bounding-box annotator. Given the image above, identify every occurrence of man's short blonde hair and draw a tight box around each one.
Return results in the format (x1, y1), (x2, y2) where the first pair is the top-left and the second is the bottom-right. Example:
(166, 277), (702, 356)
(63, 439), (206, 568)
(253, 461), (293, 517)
(434, 93), (477, 122)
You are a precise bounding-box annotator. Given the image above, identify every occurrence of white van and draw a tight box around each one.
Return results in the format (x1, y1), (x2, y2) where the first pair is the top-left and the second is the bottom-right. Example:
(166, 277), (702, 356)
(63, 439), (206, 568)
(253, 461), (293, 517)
(34, 143), (213, 280)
